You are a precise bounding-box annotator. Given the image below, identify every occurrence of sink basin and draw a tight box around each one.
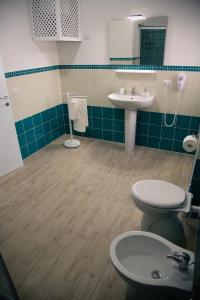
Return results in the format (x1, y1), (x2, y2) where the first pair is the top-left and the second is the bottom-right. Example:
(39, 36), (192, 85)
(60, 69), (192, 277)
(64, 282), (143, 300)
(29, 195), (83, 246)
(108, 93), (154, 110)
(107, 92), (154, 151)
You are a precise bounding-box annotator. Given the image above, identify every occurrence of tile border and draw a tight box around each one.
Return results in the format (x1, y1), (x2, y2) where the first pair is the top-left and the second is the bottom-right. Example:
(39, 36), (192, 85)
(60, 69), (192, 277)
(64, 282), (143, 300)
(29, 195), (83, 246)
(5, 64), (200, 78)
(59, 64), (200, 72)
(5, 65), (59, 78)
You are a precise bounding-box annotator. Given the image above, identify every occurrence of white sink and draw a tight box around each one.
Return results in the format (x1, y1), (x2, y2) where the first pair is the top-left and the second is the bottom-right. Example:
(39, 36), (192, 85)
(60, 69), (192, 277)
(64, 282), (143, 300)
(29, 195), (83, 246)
(108, 92), (154, 151)
(108, 93), (154, 110)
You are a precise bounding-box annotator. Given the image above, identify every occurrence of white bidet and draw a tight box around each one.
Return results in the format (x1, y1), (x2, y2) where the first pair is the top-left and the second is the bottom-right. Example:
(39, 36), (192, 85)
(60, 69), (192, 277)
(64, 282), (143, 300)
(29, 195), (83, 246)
(110, 231), (194, 300)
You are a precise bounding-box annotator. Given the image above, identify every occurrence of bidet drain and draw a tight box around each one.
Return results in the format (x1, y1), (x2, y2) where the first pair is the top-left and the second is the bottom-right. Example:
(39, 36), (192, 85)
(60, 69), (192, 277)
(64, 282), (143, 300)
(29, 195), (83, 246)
(151, 270), (162, 279)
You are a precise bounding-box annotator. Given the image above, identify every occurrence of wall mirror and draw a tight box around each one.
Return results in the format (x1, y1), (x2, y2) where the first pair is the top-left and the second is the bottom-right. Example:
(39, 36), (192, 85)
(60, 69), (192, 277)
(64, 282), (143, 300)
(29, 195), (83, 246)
(109, 16), (168, 66)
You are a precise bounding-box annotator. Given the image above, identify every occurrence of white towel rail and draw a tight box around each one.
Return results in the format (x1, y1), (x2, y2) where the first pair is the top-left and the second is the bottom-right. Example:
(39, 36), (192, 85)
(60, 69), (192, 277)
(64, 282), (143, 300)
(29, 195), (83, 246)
(63, 92), (88, 148)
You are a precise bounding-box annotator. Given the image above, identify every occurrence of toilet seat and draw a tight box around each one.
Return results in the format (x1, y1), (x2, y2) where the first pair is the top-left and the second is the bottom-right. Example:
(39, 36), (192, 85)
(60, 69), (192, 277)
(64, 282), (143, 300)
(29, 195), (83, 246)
(131, 180), (186, 209)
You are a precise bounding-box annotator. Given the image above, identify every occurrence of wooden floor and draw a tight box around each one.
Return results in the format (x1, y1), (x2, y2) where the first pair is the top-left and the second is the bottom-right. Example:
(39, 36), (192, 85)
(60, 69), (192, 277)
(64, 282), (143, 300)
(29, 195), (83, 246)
(0, 136), (195, 300)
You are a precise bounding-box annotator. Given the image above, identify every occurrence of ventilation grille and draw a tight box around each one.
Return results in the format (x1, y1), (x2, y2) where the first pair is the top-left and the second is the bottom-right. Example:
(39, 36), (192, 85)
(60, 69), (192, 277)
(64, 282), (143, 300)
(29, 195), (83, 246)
(60, 0), (79, 38)
(30, 0), (80, 41)
(31, 0), (57, 38)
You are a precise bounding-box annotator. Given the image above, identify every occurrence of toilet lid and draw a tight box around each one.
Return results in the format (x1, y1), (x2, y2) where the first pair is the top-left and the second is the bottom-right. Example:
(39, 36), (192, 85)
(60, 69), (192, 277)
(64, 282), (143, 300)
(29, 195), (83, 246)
(131, 180), (185, 208)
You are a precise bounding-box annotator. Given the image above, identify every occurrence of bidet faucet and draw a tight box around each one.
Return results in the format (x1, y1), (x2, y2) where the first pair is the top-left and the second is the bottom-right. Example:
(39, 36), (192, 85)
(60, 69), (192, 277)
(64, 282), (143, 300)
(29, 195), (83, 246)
(167, 251), (190, 271)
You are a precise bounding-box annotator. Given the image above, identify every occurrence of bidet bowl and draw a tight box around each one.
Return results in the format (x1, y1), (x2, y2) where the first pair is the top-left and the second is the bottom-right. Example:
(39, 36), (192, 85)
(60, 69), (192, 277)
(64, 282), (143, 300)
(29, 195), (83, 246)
(110, 231), (194, 296)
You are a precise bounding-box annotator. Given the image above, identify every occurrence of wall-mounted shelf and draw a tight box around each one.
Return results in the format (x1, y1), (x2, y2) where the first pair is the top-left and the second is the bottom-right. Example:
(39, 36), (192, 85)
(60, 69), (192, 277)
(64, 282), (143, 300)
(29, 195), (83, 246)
(115, 69), (156, 74)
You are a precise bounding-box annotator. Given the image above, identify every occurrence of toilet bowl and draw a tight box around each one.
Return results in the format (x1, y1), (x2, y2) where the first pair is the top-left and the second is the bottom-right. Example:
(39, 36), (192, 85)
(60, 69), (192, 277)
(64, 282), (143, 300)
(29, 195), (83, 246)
(110, 231), (194, 300)
(131, 180), (192, 245)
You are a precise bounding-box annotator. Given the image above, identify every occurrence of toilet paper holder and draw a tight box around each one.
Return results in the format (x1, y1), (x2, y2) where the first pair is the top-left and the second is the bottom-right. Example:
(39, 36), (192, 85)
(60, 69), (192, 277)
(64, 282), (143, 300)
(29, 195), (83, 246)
(182, 134), (199, 153)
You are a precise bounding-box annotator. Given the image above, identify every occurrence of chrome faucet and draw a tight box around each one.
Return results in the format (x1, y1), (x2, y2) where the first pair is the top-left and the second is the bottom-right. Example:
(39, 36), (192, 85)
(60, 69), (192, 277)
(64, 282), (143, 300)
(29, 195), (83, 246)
(167, 251), (190, 271)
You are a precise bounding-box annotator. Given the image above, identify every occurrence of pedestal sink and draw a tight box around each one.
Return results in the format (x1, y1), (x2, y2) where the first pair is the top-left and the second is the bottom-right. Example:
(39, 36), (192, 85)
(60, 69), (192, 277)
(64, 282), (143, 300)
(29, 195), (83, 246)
(108, 93), (154, 151)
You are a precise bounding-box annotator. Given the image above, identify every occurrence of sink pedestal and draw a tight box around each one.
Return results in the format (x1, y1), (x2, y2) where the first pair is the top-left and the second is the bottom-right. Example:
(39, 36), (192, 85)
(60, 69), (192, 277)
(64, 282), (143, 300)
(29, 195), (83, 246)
(125, 110), (137, 152)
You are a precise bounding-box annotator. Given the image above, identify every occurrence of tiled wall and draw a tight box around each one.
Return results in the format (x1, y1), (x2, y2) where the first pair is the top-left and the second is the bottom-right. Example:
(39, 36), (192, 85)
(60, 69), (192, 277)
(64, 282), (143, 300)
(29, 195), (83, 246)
(16, 104), (199, 160)
(68, 105), (199, 154)
(15, 104), (66, 159)
(136, 111), (199, 153)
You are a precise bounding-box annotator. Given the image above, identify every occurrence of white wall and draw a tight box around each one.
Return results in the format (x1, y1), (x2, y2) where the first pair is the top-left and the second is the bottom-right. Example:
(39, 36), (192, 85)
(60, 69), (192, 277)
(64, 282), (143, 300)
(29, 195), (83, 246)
(0, 0), (59, 72)
(58, 0), (200, 66)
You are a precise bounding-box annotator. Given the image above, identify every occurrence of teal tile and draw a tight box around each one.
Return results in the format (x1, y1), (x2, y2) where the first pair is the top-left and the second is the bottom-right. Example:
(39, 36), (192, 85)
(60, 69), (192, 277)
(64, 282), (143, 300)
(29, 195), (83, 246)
(25, 129), (36, 144)
(43, 121), (51, 134)
(15, 121), (24, 135)
(103, 130), (113, 141)
(92, 106), (102, 118)
(49, 107), (57, 119)
(83, 127), (93, 138)
(136, 123), (148, 135)
(173, 140), (186, 153)
(149, 112), (162, 125)
(160, 139), (173, 151)
(20, 145), (29, 159)
(190, 117), (200, 130)
(23, 117), (33, 131)
(103, 119), (113, 131)
(149, 125), (161, 137)
(174, 128), (188, 140)
(64, 115), (69, 125)
(87, 106), (92, 117)
(65, 125), (70, 134)
(35, 125), (44, 139)
(86, 118), (92, 128)
(56, 104), (63, 116)
(52, 128), (60, 140)
(51, 118), (58, 130)
(37, 137), (46, 149)
(59, 125), (65, 136)
(45, 133), (53, 144)
(63, 104), (68, 115)
(18, 133), (26, 147)
(58, 116), (64, 126)
(114, 132), (124, 143)
(102, 107), (114, 119)
(161, 126), (175, 139)
(93, 118), (102, 129)
(114, 109), (124, 120)
(41, 110), (50, 123)
(137, 111), (149, 123)
(93, 129), (102, 139)
(148, 136), (160, 148)
(176, 115), (191, 129)
(32, 113), (42, 127)
(114, 120), (124, 132)
(28, 141), (37, 155)
(136, 135), (147, 146)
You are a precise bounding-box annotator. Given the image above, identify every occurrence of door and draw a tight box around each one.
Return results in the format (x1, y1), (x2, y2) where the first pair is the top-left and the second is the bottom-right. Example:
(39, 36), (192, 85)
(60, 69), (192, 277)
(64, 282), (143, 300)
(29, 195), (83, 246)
(0, 55), (23, 177)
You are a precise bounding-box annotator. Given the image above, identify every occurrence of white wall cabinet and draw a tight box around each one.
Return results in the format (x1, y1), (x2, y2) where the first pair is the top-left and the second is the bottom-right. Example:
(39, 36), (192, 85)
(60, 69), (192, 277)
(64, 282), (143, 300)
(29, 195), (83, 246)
(30, 0), (81, 41)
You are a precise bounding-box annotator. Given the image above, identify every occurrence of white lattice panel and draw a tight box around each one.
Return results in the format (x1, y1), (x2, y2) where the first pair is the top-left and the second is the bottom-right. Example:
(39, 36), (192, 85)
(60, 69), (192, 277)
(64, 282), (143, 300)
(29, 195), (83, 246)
(30, 0), (81, 41)
(60, 0), (79, 38)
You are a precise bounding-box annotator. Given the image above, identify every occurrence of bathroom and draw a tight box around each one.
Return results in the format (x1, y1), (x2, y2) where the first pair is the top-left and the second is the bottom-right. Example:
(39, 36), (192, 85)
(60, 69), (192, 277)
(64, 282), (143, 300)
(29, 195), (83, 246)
(0, 0), (200, 299)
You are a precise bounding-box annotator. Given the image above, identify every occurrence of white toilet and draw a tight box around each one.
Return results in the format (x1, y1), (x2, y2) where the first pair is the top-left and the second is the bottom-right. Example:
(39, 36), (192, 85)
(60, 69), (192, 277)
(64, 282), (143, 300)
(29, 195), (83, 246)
(131, 180), (192, 245)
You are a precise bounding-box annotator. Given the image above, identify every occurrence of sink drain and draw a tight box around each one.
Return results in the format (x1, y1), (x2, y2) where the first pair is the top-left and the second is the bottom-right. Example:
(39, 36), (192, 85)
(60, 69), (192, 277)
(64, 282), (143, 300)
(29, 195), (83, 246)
(151, 270), (162, 279)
